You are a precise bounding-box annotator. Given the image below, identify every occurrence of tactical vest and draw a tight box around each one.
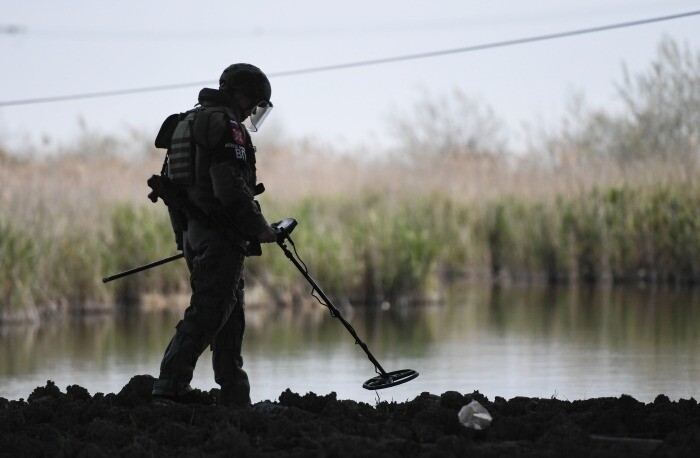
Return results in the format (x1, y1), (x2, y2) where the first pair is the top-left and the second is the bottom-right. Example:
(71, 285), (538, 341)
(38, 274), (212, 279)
(156, 106), (251, 179)
(154, 103), (262, 254)
(155, 105), (258, 210)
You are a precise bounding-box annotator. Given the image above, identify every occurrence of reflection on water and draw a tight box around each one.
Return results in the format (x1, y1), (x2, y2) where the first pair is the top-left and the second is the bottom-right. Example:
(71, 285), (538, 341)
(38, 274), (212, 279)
(1, 286), (699, 403)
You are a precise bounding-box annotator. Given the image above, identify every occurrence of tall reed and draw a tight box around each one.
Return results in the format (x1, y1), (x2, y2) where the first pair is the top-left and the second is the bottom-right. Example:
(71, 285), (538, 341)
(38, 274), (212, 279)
(2, 144), (699, 319)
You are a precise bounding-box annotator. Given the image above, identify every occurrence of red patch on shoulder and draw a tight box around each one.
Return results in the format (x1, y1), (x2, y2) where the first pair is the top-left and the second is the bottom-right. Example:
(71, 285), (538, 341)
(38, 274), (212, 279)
(229, 120), (245, 145)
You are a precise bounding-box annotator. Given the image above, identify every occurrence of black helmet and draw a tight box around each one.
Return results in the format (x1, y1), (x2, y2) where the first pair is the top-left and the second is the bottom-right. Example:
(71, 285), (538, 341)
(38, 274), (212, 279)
(219, 63), (271, 103)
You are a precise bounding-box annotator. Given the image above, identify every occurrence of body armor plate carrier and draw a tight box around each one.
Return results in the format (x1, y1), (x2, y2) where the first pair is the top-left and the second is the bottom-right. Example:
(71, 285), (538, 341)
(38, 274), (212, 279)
(167, 111), (198, 185)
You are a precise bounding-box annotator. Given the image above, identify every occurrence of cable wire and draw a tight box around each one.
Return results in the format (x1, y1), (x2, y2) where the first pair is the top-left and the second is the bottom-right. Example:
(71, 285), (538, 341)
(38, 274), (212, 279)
(1, 10), (698, 107)
(286, 235), (331, 314)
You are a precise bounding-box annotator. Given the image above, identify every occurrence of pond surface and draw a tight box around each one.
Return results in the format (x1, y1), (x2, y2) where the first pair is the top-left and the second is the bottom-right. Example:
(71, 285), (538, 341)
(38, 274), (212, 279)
(1, 285), (699, 404)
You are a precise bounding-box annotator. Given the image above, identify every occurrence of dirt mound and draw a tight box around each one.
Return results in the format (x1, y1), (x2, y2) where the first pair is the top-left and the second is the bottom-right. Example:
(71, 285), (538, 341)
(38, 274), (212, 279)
(1, 376), (699, 456)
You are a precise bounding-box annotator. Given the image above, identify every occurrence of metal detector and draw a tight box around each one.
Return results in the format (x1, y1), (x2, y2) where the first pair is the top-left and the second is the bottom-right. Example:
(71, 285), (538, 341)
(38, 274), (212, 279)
(273, 218), (419, 390)
(102, 217), (419, 390)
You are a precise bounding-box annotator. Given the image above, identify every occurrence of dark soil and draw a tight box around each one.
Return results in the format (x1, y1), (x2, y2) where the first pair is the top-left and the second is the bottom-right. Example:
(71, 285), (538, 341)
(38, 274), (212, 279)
(1, 376), (699, 457)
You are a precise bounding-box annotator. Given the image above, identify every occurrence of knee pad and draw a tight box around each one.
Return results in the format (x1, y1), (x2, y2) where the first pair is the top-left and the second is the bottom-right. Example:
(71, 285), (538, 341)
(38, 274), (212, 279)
(175, 320), (209, 353)
(188, 293), (230, 334)
(175, 320), (205, 340)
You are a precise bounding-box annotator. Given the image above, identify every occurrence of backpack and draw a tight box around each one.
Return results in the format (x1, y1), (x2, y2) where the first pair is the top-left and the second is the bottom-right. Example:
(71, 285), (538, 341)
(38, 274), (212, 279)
(155, 109), (199, 185)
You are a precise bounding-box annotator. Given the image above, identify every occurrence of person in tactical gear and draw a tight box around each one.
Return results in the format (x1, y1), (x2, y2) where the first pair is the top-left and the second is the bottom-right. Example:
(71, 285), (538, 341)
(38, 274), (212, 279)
(151, 63), (277, 407)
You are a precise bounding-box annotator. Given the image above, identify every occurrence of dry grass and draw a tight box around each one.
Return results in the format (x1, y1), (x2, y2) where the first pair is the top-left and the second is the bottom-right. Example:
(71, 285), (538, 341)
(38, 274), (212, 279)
(260, 142), (700, 204)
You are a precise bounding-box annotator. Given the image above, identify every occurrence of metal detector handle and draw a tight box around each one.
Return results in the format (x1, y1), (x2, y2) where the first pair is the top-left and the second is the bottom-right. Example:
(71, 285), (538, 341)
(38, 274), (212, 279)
(272, 218), (298, 242)
(102, 252), (184, 283)
(274, 229), (390, 377)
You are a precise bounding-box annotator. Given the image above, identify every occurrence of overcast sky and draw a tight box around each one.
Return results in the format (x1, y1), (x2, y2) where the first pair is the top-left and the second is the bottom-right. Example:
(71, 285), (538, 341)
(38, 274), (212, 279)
(1, 0), (699, 154)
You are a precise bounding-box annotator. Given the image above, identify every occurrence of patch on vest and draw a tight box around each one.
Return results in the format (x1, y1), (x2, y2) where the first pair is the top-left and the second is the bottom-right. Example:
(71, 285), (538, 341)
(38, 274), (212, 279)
(225, 143), (247, 161)
(229, 120), (245, 145)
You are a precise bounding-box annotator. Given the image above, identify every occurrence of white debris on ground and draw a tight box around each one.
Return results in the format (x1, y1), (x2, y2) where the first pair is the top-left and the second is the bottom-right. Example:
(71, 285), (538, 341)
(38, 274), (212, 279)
(458, 400), (493, 430)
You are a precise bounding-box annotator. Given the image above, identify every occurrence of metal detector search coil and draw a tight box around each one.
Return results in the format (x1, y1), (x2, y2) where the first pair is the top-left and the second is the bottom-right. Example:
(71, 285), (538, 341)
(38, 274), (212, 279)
(362, 369), (420, 390)
(273, 218), (419, 390)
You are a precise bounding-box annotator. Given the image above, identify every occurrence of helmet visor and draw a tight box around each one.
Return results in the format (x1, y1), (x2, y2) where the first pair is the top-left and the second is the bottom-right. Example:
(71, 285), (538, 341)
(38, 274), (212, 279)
(244, 101), (273, 132)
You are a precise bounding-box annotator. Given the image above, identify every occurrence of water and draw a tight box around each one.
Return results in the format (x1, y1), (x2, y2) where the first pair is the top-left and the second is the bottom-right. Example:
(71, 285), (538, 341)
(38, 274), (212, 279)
(1, 285), (699, 404)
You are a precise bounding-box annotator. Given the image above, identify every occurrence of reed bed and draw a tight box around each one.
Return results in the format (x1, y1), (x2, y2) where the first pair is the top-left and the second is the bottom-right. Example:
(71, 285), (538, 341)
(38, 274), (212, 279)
(1, 140), (699, 322)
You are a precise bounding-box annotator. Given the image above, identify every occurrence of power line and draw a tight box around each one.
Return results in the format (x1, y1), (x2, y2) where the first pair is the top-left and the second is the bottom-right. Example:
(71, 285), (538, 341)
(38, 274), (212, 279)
(1, 9), (698, 107)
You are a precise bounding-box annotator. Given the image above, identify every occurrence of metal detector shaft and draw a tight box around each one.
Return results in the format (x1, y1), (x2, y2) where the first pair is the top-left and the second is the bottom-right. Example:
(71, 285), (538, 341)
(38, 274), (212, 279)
(276, 238), (389, 376)
(102, 253), (184, 283)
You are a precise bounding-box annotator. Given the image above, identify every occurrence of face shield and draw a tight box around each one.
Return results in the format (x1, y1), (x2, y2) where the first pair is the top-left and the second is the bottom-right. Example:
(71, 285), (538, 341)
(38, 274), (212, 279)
(243, 100), (273, 132)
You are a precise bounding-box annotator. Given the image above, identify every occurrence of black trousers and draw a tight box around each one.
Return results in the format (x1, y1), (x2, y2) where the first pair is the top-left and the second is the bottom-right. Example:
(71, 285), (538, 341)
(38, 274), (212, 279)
(153, 219), (250, 405)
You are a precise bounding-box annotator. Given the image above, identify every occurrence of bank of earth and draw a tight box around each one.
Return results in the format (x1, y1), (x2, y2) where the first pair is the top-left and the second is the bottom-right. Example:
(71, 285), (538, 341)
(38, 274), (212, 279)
(1, 375), (699, 457)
